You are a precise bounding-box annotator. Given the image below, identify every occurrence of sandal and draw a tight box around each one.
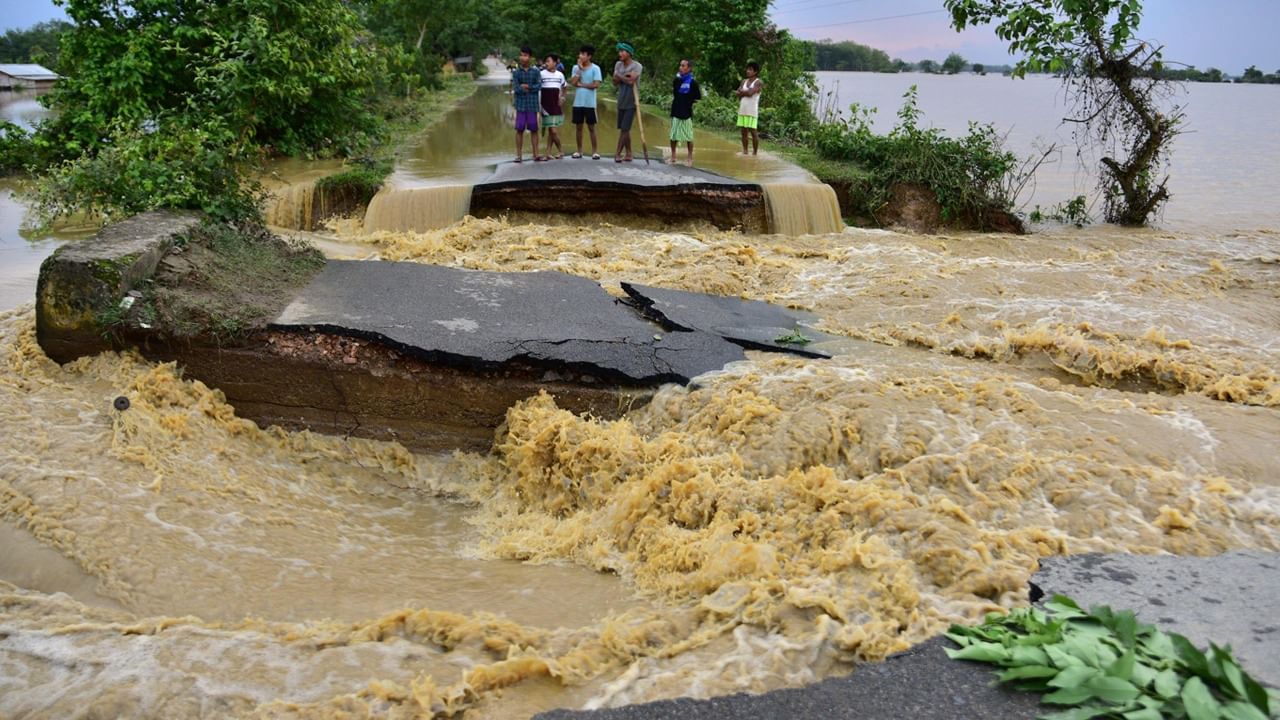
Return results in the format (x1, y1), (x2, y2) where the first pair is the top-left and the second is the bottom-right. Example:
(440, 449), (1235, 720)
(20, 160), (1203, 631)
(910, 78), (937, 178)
(614, 156), (623, 163)
(552, 153), (563, 160)
(534, 156), (548, 162)
(592, 153), (601, 160)
(623, 156), (633, 162)
(572, 152), (582, 159)
(513, 157), (523, 163)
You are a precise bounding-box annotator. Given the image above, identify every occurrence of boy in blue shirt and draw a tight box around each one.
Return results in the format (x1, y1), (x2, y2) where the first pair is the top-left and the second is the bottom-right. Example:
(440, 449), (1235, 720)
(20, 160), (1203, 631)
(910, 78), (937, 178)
(569, 44), (602, 159)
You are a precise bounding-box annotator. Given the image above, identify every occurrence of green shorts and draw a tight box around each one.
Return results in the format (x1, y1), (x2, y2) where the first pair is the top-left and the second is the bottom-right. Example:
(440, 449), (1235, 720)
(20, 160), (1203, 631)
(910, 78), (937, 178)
(669, 117), (694, 143)
(542, 113), (564, 128)
(736, 114), (758, 130)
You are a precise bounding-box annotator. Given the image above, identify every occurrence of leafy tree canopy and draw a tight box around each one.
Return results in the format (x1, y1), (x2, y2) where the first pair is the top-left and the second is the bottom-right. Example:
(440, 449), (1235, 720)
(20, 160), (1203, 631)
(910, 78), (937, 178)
(942, 52), (967, 74)
(946, 0), (1145, 78)
(46, 0), (383, 158)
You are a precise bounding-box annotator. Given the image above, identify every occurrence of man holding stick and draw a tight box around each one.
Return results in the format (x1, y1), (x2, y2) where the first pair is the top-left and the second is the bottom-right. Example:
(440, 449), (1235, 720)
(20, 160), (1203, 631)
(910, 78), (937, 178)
(612, 42), (643, 162)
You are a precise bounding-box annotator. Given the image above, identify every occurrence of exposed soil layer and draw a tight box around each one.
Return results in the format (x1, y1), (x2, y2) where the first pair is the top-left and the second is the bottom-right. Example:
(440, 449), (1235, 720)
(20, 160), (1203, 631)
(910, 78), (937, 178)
(471, 182), (769, 233)
(136, 329), (651, 451)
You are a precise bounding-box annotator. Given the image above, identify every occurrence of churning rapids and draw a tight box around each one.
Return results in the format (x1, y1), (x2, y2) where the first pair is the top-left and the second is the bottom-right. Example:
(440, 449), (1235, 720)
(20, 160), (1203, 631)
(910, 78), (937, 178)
(2, 215), (1279, 718)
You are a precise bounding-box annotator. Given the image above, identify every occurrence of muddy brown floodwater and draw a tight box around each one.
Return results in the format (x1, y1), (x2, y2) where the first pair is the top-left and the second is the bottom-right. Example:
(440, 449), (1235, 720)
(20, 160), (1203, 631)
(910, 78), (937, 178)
(3, 206), (1278, 717)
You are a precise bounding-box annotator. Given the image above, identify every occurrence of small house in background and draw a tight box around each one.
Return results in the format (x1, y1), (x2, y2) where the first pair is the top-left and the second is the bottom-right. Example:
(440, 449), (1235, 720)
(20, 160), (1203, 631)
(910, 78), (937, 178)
(0, 64), (61, 90)
(446, 56), (473, 75)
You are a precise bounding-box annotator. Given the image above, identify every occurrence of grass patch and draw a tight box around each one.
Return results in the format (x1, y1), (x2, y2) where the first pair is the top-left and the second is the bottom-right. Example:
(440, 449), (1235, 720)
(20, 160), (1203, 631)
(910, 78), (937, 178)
(141, 220), (324, 341)
(947, 595), (1276, 720)
(314, 158), (394, 209)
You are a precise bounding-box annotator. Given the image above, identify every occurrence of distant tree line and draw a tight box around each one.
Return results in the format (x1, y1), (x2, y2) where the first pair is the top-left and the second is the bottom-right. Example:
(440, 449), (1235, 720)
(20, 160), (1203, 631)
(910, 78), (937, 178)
(808, 39), (1279, 84)
(1239, 65), (1280, 84)
(0, 20), (73, 69)
(809, 42), (1022, 76)
(1145, 63), (1280, 83)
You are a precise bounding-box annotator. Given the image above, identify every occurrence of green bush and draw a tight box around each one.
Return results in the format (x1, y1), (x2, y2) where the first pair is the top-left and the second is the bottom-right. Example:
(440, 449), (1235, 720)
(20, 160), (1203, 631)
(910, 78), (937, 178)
(45, 0), (384, 163)
(315, 159), (393, 206)
(0, 121), (37, 175)
(31, 117), (263, 226)
(694, 91), (739, 130)
(811, 86), (1018, 223)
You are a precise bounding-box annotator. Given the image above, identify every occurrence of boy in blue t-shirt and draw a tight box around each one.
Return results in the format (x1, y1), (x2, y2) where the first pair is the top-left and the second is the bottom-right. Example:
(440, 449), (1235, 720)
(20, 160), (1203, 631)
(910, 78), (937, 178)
(569, 44), (602, 159)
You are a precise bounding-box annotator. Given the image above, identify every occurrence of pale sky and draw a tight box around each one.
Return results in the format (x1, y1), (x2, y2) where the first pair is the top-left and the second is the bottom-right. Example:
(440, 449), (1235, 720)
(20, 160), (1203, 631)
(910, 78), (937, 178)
(771, 0), (1280, 72)
(5, 0), (1279, 74)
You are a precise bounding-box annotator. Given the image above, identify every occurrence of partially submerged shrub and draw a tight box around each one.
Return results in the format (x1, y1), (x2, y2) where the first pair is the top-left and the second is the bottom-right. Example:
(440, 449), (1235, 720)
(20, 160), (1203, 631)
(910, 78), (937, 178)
(811, 86), (1019, 225)
(315, 158), (392, 206)
(31, 116), (264, 226)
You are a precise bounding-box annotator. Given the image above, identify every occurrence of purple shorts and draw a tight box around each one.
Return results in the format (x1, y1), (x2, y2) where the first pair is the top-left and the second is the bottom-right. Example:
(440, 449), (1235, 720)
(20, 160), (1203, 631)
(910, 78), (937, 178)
(515, 110), (539, 132)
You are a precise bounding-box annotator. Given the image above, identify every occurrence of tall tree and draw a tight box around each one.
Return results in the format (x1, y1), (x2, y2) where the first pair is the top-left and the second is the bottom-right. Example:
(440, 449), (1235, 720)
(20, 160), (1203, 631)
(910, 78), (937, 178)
(942, 52), (967, 74)
(946, 0), (1183, 225)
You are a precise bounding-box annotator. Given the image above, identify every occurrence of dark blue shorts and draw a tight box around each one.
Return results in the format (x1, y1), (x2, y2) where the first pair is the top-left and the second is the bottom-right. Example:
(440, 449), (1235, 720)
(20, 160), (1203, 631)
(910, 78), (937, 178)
(617, 108), (636, 131)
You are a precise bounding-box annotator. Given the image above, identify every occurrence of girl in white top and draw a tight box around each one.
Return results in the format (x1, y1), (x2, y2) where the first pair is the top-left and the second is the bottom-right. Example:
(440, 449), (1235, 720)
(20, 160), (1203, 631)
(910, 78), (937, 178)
(735, 62), (763, 155)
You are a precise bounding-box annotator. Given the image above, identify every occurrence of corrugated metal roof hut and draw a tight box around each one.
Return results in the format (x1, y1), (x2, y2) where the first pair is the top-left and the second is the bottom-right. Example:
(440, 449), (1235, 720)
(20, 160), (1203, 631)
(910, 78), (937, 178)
(0, 64), (61, 90)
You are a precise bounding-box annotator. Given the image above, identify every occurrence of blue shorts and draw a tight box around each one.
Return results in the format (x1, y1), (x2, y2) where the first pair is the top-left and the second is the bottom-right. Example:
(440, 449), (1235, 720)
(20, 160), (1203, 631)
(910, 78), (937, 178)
(617, 108), (636, 131)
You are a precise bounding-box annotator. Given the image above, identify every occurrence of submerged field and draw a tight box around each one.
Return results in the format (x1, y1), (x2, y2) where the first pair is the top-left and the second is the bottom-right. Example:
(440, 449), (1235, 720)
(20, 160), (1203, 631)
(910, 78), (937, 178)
(2, 217), (1279, 718)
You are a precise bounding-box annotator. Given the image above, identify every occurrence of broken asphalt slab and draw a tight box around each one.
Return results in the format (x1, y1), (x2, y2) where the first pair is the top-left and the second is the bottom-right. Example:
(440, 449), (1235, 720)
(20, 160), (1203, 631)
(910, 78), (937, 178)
(534, 637), (1044, 720)
(535, 550), (1279, 719)
(273, 260), (747, 385)
(622, 282), (833, 358)
(469, 160), (769, 232)
(1033, 550), (1280, 688)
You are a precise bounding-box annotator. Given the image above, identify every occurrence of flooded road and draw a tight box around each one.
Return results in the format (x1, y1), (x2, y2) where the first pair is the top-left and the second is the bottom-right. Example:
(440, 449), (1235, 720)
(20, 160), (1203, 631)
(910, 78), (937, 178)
(390, 84), (812, 187)
(2, 77), (1280, 718)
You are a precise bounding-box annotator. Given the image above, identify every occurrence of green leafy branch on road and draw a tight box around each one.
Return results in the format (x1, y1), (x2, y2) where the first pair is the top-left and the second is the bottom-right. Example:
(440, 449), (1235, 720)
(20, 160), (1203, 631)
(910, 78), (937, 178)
(947, 595), (1275, 720)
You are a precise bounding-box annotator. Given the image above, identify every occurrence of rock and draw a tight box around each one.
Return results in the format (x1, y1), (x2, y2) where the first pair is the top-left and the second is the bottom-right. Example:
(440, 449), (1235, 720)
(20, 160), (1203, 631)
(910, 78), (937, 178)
(36, 210), (202, 363)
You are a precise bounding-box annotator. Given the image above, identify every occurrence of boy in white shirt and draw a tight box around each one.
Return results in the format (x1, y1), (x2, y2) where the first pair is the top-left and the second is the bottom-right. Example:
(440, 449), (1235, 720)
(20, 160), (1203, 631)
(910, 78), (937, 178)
(539, 54), (567, 160)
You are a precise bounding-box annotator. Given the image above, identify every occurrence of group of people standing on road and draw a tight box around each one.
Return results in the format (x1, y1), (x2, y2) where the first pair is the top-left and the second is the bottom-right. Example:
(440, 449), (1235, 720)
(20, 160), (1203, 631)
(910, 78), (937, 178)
(510, 42), (763, 166)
